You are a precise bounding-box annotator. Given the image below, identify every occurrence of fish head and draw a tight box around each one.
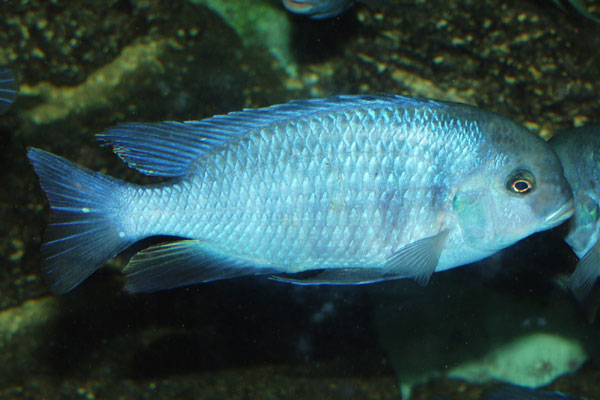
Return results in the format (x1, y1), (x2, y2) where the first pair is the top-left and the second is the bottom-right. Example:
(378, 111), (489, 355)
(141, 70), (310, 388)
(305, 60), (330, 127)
(282, 0), (354, 19)
(452, 117), (574, 252)
(550, 125), (600, 258)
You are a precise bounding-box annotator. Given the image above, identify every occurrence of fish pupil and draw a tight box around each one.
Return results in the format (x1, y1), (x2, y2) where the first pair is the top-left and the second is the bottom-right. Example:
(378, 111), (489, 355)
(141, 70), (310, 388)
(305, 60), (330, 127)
(513, 179), (531, 193)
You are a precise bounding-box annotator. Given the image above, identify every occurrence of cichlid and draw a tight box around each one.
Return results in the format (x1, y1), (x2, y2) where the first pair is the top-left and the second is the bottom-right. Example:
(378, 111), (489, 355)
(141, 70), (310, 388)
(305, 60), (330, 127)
(28, 95), (574, 294)
(282, 0), (357, 19)
(550, 125), (600, 299)
(0, 69), (18, 115)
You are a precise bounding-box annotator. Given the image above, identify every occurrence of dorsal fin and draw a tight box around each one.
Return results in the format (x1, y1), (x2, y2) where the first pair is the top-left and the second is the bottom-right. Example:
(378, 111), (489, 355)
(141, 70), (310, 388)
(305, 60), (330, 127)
(98, 95), (446, 177)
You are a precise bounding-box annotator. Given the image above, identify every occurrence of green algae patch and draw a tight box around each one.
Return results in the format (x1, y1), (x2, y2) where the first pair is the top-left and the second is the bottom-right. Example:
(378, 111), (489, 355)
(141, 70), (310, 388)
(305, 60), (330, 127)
(0, 296), (60, 379)
(20, 39), (167, 126)
(0, 297), (59, 341)
(449, 332), (587, 387)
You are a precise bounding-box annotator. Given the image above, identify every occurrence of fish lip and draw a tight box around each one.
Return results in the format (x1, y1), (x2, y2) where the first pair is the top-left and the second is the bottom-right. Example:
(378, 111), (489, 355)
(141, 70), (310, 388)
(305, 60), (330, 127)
(544, 199), (575, 226)
(282, 0), (314, 12)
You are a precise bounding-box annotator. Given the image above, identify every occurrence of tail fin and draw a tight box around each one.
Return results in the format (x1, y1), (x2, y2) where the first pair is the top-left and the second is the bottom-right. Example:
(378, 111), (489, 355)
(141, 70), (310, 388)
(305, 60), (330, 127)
(27, 147), (134, 294)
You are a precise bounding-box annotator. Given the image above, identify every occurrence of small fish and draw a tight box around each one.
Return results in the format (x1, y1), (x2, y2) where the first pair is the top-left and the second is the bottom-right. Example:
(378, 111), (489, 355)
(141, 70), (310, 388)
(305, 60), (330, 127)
(482, 383), (587, 400)
(550, 125), (600, 299)
(552, 0), (600, 24)
(0, 69), (18, 114)
(282, 0), (356, 19)
(28, 95), (574, 294)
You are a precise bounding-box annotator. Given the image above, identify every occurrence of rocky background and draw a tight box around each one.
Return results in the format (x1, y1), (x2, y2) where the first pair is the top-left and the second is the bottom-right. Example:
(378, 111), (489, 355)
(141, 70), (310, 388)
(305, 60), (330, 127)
(1, 0), (599, 399)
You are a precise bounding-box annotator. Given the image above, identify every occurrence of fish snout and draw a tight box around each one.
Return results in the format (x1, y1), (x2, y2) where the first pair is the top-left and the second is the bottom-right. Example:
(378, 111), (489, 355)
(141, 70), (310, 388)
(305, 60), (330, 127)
(544, 197), (574, 226)
(537, 178), (575, 228)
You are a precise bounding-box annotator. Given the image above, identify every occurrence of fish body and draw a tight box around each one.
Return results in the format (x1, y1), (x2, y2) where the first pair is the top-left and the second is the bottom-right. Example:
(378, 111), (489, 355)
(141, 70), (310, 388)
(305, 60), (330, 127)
(28, 95), (574, 294)
(282, 0), (356, 19)
(482, 384), (587, 400)
(550, 125), (600, 299)
(0, 69), (18, 114)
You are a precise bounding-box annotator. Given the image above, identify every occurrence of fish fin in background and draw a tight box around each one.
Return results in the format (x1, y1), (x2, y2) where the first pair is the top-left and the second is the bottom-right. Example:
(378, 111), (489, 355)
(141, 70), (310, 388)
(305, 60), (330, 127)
(272, 230), (449, 285)
(27, 148), (135, 294)
(482, 383), (587, 400)
(567, 238), (600, 301)
(0, 69), (18, 115)
(123, 239), (279, 293)
(99, 95), (444, 176)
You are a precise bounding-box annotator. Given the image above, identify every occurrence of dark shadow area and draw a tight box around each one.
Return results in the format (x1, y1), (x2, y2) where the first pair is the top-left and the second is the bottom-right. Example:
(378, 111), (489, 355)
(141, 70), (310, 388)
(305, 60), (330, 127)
(287, 10), (363, 64)
(533, 0), (600, 27)
(481, 224), (578, 289)
(37, 276), (393, 380)
(33, 222), (591, 381)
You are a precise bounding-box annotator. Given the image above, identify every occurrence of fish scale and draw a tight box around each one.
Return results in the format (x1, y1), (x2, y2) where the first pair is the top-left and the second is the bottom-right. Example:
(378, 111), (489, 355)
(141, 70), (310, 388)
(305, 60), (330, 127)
(126, 104), (501, 266)
(28, 95), (573, 294)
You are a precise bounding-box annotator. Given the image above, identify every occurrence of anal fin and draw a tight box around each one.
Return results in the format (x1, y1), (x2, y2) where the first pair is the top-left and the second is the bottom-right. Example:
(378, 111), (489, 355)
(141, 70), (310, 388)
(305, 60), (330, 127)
(124, 239), (278, 293)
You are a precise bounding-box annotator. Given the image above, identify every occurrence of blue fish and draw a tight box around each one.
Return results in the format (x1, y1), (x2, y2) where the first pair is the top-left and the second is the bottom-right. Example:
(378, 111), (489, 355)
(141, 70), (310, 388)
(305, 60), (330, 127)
(482, 384), (587, 400)
(28, 95), (574, 294)
(552, 0), (600, 24)
(0, 69), (18, 115)
(550, 125), (600, 299)
(282, 0), (357, 19)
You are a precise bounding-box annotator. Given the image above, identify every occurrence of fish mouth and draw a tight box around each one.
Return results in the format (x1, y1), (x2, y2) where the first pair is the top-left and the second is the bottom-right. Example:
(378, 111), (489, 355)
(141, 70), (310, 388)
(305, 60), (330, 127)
(544, 199), (575, 226)
(282, 0), (314, 12)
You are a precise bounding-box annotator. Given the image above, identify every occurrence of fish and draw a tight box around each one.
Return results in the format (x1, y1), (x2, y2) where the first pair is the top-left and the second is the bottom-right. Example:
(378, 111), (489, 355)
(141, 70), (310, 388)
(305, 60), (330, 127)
(549, 125), (600, 299)
(282, 0), (356, 19)
(482, 383), (587, 400)
(28, 95), (574, 294)
(552, 0), (600, 24)
(0, 69), (18, 115)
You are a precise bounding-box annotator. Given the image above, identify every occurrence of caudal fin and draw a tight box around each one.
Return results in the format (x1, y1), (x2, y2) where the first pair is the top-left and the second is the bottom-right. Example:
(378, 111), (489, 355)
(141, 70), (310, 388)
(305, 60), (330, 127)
(28, 147), (134, 294)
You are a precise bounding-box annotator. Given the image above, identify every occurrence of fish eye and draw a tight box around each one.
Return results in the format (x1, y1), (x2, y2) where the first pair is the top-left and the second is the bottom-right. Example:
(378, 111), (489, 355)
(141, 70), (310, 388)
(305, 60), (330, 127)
(506, 169), (535, 195)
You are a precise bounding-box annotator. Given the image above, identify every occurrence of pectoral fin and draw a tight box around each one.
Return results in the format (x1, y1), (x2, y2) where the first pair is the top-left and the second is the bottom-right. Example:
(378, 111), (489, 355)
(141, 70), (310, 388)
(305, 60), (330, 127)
(383, 229), (449, 285)
(567, 239), (600, 300)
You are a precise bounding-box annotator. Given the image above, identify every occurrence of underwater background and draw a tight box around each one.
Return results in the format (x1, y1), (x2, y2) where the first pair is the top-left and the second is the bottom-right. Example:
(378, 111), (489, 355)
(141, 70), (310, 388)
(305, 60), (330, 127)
(1, 0), (600, 399)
